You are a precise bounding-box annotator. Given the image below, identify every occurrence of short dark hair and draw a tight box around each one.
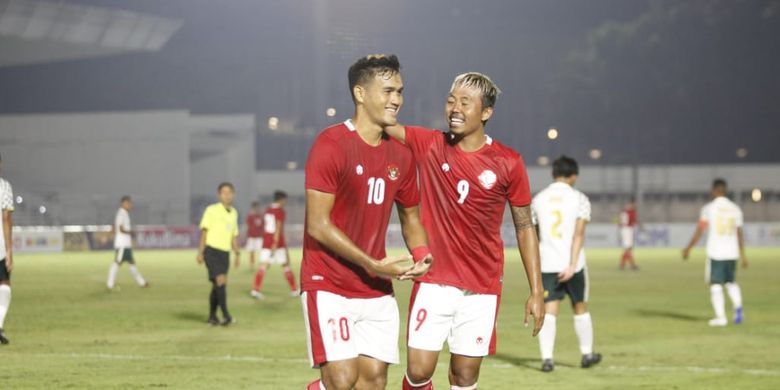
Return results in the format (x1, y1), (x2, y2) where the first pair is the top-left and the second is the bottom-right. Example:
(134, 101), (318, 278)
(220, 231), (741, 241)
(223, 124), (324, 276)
(712, 178), (727, 191)
(218, 182), (234, 192)
(552, 155), (579, 178)
(348, 54), (401, 103)
(273, 190), (288, 201)
(120, 195), (131, 203)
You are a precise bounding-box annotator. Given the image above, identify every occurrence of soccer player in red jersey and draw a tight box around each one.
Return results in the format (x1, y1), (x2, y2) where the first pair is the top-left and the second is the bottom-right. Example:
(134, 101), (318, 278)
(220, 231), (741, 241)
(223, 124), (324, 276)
(243, 201), (264, 269)
(385, 72), (545, 390)
(250, 191), (298, 299)
(302, 55), (433, 390)
(618, 197), (639, 270)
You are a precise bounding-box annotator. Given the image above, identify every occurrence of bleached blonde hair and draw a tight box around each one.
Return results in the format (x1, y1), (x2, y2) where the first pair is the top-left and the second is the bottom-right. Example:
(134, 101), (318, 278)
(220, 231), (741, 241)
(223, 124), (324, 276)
(450, 72), (501, 109)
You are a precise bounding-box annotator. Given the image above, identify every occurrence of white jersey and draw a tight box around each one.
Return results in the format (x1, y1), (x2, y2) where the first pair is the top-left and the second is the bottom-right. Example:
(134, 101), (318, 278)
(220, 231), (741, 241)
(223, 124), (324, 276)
(531, 182), (591, 273)
(0, 178), (14, 260)
(700, 196), (743, 261)
(114, 207), (132, 249)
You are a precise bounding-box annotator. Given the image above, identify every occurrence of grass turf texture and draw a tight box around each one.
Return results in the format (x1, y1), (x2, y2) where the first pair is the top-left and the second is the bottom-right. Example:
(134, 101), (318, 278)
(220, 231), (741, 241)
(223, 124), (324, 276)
(3, 248), (780, 389)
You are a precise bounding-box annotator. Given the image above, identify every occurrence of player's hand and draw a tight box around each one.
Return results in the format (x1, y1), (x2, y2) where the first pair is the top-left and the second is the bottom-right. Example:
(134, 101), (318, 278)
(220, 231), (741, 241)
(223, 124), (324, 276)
(369, 254), (413, 279)
(741, 256), (749, 269)
(196, 253), (205, 265)
(682, 247), (690, 260)
(5, 254), (12, 272)
(557, 266), (575, 282)
(399, 254), (433, 281)
(524, 291), (545, 337)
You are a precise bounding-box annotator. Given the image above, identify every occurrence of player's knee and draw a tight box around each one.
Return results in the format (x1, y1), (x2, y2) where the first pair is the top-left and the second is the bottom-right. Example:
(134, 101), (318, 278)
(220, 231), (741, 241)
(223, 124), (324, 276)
(215, 275), (227, 286)
(449, 365), (479, 387)
(323, 371), (357, 390)
(573, 302), (588, 314)
(407, 365), (433, 384)
(357, 373), (387, 390)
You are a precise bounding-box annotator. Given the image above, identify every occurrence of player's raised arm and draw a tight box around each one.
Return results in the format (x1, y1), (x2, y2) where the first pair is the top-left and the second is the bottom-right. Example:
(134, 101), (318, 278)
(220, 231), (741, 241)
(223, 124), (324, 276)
(306, 189), (412, 279)
(396, 204), (432, 280)
(511, 205), (545, 336)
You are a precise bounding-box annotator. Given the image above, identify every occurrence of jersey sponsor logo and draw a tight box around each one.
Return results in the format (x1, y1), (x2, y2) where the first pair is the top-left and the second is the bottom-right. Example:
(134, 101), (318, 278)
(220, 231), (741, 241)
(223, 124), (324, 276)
(442, 163), (450, 172)
(387, 163), (400, 181)
(356, 165), (364, 176)
(478, 170), (497, 190)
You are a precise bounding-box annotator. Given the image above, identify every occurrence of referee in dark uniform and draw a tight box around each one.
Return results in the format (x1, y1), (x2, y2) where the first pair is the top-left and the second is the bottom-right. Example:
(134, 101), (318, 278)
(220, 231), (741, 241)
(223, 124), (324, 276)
(197, 182), (241, 326)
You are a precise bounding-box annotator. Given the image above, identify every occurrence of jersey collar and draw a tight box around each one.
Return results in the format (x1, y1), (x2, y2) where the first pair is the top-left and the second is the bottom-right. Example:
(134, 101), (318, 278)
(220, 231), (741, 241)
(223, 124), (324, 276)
(344, 119), (356, 132)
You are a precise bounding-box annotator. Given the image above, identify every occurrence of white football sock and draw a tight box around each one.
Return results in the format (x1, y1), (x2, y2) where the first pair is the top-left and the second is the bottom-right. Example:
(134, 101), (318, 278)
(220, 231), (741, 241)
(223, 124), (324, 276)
(538, 314), (557, 360)
(710, 284), (726, 319)
(129, 265), (146, 286)
(0, 284), (11, 328)
(574, 312), (594, 355)
(725, 283), (742, 308)
(107, 263), (119, 289)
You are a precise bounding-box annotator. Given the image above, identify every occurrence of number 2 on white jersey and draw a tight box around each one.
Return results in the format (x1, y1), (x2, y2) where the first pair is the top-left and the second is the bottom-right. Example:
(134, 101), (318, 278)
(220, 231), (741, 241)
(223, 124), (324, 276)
(457, 180), (469, 204)
(367, 177), (386, 205)
(550, 209), (563, 239)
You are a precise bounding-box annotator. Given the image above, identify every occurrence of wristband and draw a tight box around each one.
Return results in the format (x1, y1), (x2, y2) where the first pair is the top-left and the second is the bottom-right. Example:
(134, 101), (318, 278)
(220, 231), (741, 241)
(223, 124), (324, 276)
(411, 246), (431, 263)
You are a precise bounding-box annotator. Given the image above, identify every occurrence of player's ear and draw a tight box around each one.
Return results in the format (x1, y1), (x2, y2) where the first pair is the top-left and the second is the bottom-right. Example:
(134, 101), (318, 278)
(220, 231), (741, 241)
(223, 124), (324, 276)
(353, 85), (366, 105)
(481, 106), (494, 122)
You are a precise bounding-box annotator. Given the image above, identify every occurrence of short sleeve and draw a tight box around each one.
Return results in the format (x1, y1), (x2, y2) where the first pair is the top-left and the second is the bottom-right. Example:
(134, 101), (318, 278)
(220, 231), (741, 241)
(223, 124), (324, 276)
(735, 207), (744, 227)
(530, 199), (539, 225)
(577, 192), (592, 222)
(507, 156), (532, 207)
(1, 181), (13, 211)
(199, 207), (212, 230)
(394, 160), (420, 208)
(305, 137), (344, 194)
(404, 126), (441, 157)
(699, 205), (709, 223)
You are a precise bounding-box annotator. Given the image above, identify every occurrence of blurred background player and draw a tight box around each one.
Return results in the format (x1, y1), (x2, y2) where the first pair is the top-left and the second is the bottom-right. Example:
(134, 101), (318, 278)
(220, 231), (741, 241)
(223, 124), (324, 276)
(197, 182), (241, 326)
(618, 197), (639, 270)
(250, 190), (298, 299)
(106, 196), (148, 290)
(532, 156), (601, 372)
(386, 72), (545, 390)
(682, 178), (748, 327)
(301, 54), (432, 390)
(0, 153), (14, 345)
(243, 201), (264, 269)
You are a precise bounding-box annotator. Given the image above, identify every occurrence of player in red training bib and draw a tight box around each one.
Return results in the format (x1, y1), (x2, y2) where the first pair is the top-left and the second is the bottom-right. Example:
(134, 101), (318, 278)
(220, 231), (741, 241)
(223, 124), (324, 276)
(243, 201), (264, 269)
(250, 191), (298, 299)
(302, 55), (433, 390)
(618, 197), (640, 270)
(386, 72), (545, 390)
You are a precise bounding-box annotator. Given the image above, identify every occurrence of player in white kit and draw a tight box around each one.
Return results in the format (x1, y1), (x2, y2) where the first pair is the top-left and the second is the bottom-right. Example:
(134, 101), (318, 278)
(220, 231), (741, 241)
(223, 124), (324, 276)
(531, 156), (601, 372)
(107, 196), (148, 290)
(683, 179), (747, 326)
(0, 152), (15, 344)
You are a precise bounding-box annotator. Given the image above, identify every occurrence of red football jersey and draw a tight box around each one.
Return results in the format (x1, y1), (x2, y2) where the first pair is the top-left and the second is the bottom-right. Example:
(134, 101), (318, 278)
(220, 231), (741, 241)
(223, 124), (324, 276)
(262, 204), (286, 248)
(619, 208), (637, 227)
(404, 126), (532, 295)
(302, 120), (420, 298)
(246, 212), (264, 238)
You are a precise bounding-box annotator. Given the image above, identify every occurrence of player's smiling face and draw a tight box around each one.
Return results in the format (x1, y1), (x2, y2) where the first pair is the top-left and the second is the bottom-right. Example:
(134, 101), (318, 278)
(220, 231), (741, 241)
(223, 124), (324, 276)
(446, 85), (493, 136)
(360, 72), (404, 127)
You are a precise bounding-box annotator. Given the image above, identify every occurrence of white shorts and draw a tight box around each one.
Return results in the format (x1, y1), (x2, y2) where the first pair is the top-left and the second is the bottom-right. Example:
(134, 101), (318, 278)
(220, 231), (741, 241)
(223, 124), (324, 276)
(259, 248), (287, 265)
(301, 290), (400, 368)
(407, 282), (499, 357)
(245, 237), (263, 252)
(620, 227), (635, 248)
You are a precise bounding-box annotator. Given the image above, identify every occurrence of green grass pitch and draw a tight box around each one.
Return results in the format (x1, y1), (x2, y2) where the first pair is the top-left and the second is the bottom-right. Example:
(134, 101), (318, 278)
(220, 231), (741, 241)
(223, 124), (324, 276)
(3, 248), (780, 389)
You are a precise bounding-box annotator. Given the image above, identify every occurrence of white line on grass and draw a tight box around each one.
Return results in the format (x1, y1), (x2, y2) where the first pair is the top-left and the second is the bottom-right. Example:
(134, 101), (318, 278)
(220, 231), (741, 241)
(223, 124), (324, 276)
(16, 353), (780, 377)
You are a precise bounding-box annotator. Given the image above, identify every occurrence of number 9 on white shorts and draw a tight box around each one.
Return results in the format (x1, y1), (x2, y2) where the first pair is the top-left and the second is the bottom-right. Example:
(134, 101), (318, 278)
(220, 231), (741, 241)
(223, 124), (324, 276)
(407, 282), (500, 357)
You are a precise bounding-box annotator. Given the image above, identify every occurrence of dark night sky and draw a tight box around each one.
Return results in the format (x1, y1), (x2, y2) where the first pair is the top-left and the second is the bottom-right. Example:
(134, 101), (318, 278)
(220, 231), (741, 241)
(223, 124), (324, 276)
(1, 0), (777, 168)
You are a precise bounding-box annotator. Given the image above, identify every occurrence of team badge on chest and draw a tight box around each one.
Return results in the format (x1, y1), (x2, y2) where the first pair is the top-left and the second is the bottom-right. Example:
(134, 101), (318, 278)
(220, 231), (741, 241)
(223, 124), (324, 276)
(356, 165), (364, 175)
(478, 170), (497, 190)
(387, 163), (400, 181)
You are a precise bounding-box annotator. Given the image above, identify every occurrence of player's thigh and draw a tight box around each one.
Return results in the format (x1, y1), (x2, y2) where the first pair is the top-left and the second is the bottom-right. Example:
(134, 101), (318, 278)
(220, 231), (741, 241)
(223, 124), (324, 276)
(259, 249), (273, 264)
(353, 294), (400, 365)
(621, 227), (634, 248)
(406, 347), (440, 381)
(407, 283), (458, 353)
(448, 293), (499, 357)
(301, 290), (360, 368)
(245, 238), (262, 252)
(543, 272), (566, 303)
(709, 260), (734, 284)
(273, 248), (288, 265)
(564, 269), (588, 306)
(0, 259), (10, 283)
(123, 248), (135, 265)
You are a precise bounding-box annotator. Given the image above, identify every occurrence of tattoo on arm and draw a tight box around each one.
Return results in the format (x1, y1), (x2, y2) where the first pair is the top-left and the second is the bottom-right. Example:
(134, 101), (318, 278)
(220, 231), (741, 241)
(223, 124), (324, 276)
(511, 206), (534, 231)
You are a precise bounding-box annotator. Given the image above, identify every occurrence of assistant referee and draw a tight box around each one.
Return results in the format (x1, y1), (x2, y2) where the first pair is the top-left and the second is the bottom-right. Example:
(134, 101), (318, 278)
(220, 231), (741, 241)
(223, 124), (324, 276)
(197, 182), (241, 326)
